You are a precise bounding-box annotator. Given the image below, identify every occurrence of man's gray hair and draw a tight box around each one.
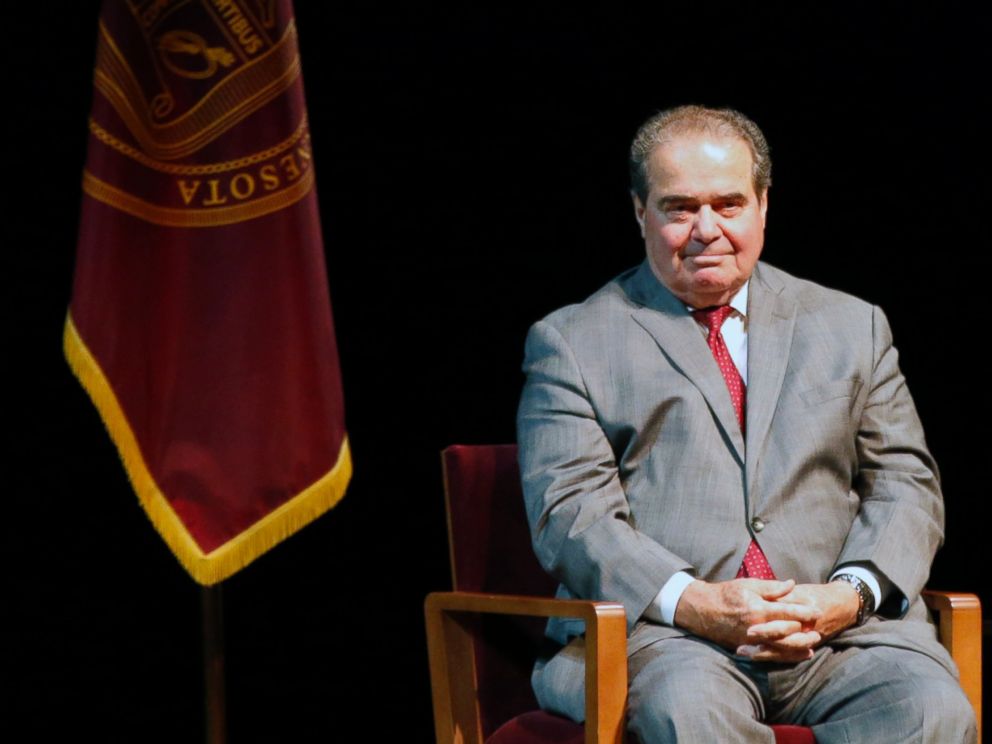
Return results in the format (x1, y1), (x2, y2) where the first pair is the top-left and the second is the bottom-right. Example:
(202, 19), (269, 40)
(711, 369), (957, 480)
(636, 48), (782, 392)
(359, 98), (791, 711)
(629, 105), (772, 203)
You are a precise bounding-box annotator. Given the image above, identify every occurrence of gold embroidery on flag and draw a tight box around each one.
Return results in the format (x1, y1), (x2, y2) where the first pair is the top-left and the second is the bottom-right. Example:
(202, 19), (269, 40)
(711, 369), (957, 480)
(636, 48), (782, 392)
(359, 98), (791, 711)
(94, 18), (300, 160)
(201, 0), (272, 55)
(251, 0), (277, 29)
(157, 30), (238, 79)
(89, 116), (309, 175)
(83, 167), (314, 227)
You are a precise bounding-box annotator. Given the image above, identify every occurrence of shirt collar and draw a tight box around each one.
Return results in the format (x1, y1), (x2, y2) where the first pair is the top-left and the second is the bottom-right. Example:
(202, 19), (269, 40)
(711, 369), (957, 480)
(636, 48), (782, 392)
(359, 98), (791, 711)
(729, 281), (749, 318)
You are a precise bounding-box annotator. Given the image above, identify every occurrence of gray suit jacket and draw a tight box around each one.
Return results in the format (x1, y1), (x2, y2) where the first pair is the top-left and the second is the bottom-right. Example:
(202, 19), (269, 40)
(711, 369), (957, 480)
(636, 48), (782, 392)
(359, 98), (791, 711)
(517, 260), (953, 704)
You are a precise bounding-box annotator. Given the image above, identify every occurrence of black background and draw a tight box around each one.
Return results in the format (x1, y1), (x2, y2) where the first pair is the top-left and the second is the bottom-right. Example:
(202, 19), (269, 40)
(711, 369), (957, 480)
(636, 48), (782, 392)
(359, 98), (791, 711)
(8, 2), (989, 741)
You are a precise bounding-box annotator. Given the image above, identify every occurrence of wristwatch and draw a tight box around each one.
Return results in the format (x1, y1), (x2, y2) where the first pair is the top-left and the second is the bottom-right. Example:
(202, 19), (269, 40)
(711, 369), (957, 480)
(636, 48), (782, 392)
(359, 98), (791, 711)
(832, 573), (876, 626)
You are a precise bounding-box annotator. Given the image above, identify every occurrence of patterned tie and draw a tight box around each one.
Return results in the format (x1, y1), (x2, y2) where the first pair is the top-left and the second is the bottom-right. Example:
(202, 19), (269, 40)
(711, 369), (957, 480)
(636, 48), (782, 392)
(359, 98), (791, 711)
(692, 306), (776, 580)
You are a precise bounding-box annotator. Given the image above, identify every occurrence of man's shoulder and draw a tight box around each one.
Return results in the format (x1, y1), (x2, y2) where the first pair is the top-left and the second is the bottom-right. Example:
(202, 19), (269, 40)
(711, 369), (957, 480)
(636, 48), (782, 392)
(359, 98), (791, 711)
(755, 261), (876, 320)
(535, 263), (645, 335)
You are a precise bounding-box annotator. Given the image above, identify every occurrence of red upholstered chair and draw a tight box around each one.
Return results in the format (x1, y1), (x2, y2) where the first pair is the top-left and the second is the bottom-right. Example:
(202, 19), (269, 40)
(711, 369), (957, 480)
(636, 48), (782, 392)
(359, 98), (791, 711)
(425, 444), (983, 744)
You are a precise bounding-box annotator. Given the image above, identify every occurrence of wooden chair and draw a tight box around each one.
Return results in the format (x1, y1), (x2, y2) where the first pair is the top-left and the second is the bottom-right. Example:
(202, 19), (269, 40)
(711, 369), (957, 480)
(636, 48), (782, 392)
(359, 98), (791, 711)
(425, 444), (982, 743)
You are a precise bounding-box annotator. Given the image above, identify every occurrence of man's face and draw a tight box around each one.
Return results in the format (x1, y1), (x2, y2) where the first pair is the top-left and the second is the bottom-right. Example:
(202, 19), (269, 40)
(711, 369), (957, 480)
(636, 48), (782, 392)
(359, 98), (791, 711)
(633, 133), (768, 308)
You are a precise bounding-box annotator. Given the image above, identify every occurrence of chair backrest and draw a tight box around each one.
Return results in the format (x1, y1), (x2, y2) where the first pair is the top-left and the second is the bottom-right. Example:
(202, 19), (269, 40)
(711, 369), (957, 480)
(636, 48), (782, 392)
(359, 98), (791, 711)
(441, 444), (557, 737)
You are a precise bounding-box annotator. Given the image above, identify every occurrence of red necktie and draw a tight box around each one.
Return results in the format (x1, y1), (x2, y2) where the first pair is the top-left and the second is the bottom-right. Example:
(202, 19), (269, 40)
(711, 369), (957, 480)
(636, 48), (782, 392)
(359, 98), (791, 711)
(692, 306), (776, 581)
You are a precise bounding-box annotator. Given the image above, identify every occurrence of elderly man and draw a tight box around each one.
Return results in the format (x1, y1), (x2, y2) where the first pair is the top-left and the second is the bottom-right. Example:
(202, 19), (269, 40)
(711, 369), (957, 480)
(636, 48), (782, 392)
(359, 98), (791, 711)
(516, 105), (975, 742)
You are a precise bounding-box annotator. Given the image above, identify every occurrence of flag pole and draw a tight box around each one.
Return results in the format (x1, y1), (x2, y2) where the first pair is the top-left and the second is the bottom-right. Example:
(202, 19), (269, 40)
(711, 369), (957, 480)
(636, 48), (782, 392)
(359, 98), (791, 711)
(202, 584), (226, 744)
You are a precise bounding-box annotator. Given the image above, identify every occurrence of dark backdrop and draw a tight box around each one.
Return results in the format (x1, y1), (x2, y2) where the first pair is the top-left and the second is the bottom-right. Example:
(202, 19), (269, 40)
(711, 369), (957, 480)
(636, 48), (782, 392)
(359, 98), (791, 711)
(9, 2), (988, 741)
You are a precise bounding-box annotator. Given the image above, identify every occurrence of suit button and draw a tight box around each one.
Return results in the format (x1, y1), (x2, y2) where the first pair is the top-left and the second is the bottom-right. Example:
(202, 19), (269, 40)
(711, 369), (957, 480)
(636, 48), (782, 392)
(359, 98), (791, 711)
(751, 517), (765, 533)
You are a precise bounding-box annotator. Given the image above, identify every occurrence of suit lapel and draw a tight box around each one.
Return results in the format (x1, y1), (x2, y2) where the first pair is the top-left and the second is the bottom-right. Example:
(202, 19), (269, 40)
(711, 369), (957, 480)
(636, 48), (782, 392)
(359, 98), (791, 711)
(745, 263), (797, 501)
(625, 262), (745, 465)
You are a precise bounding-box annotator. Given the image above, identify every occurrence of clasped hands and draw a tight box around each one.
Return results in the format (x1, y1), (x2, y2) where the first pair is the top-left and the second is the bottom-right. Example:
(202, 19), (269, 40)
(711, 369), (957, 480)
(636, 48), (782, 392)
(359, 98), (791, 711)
(672, 578), (860, 663)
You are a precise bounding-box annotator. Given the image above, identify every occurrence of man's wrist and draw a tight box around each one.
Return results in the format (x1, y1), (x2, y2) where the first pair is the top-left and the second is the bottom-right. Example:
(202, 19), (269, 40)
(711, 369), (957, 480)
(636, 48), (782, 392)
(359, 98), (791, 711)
(657, 571), (697, 625)
(644, 571), (697, 625)
(829, 564), (885, 608)
(672, 579), (707, 633)
(831, 573), (875, 626)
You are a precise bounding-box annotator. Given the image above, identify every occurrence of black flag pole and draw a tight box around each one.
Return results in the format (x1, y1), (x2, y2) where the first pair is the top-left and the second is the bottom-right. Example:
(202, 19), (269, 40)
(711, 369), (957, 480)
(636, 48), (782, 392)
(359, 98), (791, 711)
(202, 585), (226, 744)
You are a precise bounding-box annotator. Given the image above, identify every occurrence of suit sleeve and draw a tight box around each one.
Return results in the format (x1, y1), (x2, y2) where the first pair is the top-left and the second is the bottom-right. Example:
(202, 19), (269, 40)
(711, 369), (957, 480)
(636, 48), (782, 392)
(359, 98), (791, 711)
(517, 318), (694, 632)
(834, 305), (944, 617)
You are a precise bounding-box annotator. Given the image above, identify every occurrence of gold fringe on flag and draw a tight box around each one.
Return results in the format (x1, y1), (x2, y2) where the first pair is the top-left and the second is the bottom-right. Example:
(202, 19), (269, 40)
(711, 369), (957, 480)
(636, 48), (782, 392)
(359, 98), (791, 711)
(63, 312), (352, 585)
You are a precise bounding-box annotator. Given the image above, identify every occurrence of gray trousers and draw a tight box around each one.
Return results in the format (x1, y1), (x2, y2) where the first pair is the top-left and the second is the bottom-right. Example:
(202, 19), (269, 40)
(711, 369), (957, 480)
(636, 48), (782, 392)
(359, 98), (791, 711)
(533, 635), (977, 743)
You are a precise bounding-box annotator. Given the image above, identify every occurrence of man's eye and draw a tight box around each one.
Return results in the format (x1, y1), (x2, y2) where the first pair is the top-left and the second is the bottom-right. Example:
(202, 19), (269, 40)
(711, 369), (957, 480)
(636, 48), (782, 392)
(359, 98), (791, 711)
(716, 203), (743, 215)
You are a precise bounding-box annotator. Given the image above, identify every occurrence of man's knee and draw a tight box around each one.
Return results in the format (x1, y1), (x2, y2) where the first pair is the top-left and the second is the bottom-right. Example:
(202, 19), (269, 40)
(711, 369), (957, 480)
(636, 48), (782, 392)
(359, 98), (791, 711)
(803, 645), (976, 744)
(531, 637), (586, 723)
(627, 638), (772, 744)
(919, 674), (977, 743)
(858, 647), (975, 742)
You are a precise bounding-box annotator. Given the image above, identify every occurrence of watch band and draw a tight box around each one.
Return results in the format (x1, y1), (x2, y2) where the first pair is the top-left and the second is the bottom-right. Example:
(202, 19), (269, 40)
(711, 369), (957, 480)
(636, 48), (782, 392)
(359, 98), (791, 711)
(832, 573), (876, 626)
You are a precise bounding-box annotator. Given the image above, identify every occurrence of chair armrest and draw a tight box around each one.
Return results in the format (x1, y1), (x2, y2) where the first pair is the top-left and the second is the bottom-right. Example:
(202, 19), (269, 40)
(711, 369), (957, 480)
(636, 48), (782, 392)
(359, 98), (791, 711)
(425, 591), (626, 744)
(922, 590), (982, 742)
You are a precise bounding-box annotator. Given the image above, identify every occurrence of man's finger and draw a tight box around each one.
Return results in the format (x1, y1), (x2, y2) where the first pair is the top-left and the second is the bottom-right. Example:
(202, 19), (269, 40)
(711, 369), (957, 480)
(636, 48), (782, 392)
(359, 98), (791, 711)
(755, 599), (821, 624)
(746, 620), (804, 641)
(760, 630), (821, 650)
(748, 578), (795, 600)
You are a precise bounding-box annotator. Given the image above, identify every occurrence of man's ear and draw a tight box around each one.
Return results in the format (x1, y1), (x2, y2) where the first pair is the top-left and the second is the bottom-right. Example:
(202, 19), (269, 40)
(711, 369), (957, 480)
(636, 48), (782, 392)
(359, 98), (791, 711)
(632, 192), (646, 238)
(759, 188), (769, 227)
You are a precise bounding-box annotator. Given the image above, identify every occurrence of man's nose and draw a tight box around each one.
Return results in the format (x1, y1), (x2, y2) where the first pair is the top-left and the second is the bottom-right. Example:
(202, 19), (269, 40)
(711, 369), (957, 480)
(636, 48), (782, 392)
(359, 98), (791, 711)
(691, 206), (721, 243)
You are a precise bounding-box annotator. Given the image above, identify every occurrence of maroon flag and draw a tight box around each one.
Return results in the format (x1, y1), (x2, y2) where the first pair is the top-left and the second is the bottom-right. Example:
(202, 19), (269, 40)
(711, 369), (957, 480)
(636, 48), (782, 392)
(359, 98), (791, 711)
(65, 0), (350, 584)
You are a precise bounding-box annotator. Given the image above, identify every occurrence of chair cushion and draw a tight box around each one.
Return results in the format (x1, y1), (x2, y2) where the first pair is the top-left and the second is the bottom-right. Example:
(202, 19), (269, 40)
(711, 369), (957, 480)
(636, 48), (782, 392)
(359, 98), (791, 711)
(485, 711), (815, 744)
(771, 725), (817, 743)
(487, 711), (583, 744)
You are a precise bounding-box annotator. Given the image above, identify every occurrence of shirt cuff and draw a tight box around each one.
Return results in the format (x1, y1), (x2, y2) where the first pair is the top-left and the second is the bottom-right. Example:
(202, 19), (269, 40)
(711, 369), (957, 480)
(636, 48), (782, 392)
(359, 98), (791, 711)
(831, 564), (889, 611)
(643, 571), (697, 625)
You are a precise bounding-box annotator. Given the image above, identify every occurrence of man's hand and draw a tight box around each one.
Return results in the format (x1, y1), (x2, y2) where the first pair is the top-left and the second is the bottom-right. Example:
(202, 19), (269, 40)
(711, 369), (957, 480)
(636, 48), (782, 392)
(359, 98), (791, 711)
(674, 578), (822, 662)
(779, 581), (860, 640)
(736, 581), (861, 661)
